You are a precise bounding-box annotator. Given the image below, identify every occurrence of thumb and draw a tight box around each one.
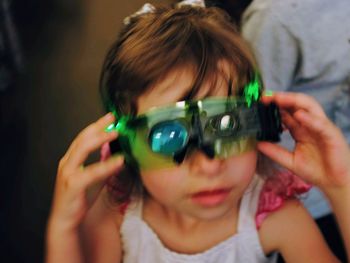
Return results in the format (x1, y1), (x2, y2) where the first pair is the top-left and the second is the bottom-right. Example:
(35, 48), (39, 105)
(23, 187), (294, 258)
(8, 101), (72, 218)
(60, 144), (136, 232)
(79, 156), (124, 198)
(257, 142), (294, 171)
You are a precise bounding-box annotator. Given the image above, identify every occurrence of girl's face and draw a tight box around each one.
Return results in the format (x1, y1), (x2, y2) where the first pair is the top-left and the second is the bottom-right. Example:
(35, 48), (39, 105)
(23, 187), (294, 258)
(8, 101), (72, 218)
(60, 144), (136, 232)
(136, 64), (257, 221)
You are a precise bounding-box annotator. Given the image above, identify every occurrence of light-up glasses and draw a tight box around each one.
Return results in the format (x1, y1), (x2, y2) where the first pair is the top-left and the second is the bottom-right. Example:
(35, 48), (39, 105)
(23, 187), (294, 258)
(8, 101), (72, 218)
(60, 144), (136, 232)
(106, 97), (282, 171)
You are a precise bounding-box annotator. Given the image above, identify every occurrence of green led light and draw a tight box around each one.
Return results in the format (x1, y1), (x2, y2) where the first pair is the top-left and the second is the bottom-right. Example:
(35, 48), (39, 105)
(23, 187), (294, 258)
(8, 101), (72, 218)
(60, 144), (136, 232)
(105, 123), (116, 133)
(115, 118), (128, 134)
(244, 73), (261, 107)
(104, 114), (130, 134)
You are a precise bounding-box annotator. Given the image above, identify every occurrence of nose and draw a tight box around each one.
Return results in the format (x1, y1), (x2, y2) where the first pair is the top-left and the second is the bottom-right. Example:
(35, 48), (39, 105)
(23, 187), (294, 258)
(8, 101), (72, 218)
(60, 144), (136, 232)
(186, 149), (224, 176)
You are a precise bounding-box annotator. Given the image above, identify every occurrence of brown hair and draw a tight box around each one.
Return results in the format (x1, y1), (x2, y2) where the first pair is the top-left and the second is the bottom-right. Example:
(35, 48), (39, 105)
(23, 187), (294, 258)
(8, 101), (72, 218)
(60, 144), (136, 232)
(99, 4), (262, 204)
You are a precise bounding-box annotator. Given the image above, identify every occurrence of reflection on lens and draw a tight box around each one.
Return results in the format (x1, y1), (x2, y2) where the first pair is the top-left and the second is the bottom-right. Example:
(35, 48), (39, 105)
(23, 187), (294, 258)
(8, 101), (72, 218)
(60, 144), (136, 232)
(149, 121), (188, 155)
(207, 113), (238, 137)
(220, 115), (236, 131)
(215, 137), (257, 158)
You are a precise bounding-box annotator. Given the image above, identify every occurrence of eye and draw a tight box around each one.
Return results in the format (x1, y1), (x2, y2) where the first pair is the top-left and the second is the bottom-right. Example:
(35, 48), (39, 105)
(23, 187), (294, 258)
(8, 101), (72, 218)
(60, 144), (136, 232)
(206, 113), (239, 137)
(149, 121), (188, 155)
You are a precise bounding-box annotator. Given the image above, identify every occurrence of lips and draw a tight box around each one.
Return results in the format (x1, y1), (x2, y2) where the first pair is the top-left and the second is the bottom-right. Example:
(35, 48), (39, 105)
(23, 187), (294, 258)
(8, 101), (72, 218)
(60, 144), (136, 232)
(191, 188), (231, 206)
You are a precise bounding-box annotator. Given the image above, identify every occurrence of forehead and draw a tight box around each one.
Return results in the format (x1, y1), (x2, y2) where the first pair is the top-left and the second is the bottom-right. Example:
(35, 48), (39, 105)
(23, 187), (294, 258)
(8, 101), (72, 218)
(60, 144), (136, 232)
(136, 61), (237, 114)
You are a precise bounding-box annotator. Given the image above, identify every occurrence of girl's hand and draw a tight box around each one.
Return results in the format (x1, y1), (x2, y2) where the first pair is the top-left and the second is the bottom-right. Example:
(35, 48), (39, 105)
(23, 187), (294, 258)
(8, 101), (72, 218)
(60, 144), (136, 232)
(48, 113), (124, 231)
(258, 92), (350, 193)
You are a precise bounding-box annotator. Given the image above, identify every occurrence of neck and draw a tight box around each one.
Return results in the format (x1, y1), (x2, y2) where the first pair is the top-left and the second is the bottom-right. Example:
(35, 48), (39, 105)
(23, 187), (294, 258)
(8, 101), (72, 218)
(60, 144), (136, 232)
(143, 196), (241, 233)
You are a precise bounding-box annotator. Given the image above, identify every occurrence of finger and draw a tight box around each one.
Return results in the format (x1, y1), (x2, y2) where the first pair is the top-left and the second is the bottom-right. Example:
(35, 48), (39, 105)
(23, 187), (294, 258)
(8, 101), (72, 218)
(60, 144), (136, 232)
(260, 92), (276, 104)
(281, 110), (300, 131)
(294, 110), (344, 143)
(66, 130), (118, 171)
(276, 93), (325, 117)
(261, 92), (325, 117)
(280, 110), (306, 141)
(77, 156), (124, 189)
(64, 113), (118, 170)
(257, 142), (294, 172)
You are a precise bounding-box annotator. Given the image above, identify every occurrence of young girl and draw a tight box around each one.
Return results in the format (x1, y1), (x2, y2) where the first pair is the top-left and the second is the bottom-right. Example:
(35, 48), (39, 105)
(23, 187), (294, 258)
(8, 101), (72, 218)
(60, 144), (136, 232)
(46, 1), (349, 262)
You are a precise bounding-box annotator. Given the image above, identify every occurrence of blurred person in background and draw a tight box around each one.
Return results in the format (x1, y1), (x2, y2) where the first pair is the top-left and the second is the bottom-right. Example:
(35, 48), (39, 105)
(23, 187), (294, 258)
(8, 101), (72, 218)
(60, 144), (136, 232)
(208, 0), (350, 262)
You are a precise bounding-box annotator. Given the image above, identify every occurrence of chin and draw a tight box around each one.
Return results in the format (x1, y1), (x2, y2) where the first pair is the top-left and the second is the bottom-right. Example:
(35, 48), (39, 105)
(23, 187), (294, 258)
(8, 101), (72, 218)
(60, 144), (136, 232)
(186, 202), (234, 221)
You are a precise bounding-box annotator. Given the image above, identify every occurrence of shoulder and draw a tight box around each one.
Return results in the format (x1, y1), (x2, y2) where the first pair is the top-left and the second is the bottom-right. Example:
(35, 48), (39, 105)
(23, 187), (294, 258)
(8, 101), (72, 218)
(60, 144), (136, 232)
(243, 0), (294, 23)
(242, 0), (313, 32)
(258, 199), (338, 262)
(258, 198), (309, 252)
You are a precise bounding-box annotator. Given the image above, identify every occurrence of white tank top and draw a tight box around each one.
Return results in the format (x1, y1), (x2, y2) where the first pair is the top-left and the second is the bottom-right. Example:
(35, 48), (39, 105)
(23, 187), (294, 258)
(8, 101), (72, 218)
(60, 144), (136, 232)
(120, 176), (277, 263)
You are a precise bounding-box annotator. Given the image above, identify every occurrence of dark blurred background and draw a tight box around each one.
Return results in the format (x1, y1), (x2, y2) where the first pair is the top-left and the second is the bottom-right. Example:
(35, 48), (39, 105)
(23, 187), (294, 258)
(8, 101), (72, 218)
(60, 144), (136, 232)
(0, 0), (170, 262)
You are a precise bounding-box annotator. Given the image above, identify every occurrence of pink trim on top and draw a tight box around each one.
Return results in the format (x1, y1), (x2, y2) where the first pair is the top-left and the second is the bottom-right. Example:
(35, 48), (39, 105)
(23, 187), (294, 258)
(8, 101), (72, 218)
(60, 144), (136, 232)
(255, 170), (312, 228)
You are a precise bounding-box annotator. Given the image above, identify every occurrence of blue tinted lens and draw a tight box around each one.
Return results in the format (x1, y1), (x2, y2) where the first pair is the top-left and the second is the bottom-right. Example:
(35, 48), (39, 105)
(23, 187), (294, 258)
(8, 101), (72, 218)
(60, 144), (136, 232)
(149, 121), (188, 155)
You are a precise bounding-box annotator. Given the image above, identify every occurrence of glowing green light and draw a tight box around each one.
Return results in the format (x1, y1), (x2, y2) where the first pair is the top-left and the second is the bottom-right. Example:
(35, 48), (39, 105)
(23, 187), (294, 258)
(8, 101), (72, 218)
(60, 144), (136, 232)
(115, 118), (128, 134)
(104, 115), (130, 134)
(244, 73), (261, 107)
(105, 123), (115, 133)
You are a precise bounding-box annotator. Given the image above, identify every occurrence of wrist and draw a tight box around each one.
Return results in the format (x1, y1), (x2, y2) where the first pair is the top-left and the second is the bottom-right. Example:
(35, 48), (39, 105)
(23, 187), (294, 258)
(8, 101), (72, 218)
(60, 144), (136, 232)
(45, 223), (83, 263)
(46, 222), (77, 244)
(46, 214), (81, 239)
(323, 177), (350, 208)
(47, 206), (86, 232)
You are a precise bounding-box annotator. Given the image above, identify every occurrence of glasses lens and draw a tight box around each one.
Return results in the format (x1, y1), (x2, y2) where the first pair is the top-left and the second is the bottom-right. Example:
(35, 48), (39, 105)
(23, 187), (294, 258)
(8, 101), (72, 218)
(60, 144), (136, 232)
(149, 121), (188, 155)
(206, 113), (239, 137)
(214, 137), (257, 158)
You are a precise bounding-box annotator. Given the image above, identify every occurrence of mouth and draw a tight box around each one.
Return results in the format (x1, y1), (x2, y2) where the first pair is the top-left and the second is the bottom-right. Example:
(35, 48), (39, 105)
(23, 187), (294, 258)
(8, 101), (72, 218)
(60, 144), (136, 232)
(190, 188), (231, 207)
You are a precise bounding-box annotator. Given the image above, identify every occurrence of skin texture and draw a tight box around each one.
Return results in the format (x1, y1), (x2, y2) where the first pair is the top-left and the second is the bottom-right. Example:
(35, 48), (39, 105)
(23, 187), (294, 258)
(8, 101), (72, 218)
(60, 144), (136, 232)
(46, 68), (347, 262)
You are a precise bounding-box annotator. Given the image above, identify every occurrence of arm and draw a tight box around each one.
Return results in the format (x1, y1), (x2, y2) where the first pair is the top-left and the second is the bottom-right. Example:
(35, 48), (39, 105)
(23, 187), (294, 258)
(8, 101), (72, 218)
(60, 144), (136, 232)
(258, 92), (350, 260)
(260, 199), (340, 263)
(45, 113), (124, 263)
(79, 188), (123, 263)
(322, 177), (350, 261)
(241, 6), (298, 91)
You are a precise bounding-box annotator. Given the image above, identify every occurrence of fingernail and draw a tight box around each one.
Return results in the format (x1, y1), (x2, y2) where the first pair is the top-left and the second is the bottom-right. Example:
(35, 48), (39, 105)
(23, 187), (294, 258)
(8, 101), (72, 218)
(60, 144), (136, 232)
(264, 90), (274, 96)
(105, 112), (115, 120)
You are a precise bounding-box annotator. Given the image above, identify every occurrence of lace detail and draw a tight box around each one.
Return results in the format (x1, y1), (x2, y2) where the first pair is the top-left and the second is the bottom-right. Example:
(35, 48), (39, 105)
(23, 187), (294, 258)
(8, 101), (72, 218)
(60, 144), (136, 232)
(255, 170), (311, 228)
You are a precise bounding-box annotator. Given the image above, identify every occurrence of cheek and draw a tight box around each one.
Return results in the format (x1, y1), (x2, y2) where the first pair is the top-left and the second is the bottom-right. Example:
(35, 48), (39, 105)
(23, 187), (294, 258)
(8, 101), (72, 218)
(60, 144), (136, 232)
(226, 150), (258, 185)
(140, 168), (187, 201)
